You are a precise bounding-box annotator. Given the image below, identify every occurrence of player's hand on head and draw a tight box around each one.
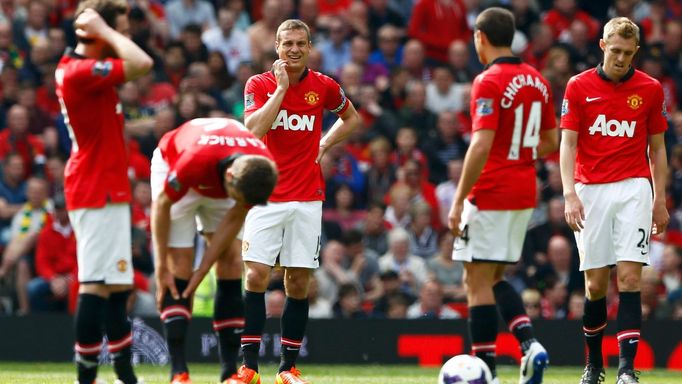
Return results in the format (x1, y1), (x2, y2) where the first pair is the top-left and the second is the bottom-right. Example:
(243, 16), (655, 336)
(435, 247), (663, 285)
(563, 194), (585, 232)
(273, 59), (289, 90)
(652, 202), (670, 235)
(74, 8), (110, 40)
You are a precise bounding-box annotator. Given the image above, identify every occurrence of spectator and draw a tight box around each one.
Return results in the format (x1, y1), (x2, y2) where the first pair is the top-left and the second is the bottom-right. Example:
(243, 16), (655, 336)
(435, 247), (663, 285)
(385, 292), (409, 318)
(537, 235), (583, 295)
(407, 0), (469, 63)
(384, 183), (411, 229)
(567, 20), (603, 73)
(396, 82), (437, 142)
(27, 194), (76, 312)
(435, 159), (463, 227)
(368, 24), (403, 73)
(567, 289), (585, 320)
(401, 39), (430, 81)
(308, 275), (332, 319)
(395, 159), (441, 230)
(425, 66), (468, 114)
(0, 104), (45, 179)
(247, 0), (283, 64)
(423, 110), (468, 183)
(522, 288), (542, 319)
(540, 274), (568, 319)
(427, 231), (465, 302)
(340, 229), (382, 301)
(315, 240), (350, 304)
(265, 289), (286, 318)
(406, 201), (438, 259)
(0, 177), (49, 315)
(660, 245), (681, 298)
(542, 0), (600, 42)
(407, 279), (461, 319)
(322, 183), (366, 231)
(378, 227), (428, 295)
(13, 0), (49, 53)
(447, 40), (475, 83)
(317, 17), (351, 76)
(346, 35), (389, 86)
(366, 137), (397, 205)
(391, 127), (429, 175)
(345, 0), (370, 38)
(0, 20), (24, 71)
(522, 22), (555, 70)
(333, 283), (367, 319)
(372, 269), (416, 317)
(165, 0), (216, 39)
(179, 24), (210, 64)
(201, 7), (251, 77)
(0, 153), (27, 242)
(361, 201), (391, 256)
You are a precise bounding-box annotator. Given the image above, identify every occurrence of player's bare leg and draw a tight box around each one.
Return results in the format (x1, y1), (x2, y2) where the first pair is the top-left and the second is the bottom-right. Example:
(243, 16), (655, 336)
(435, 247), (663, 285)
(464, 262), (500, 379)
(581, 267), (610, 384)
(161, 247), (194, 384)
(615, 261), (643, 384)
(275, 267), (311, 384)
(213, 238), (246, 382)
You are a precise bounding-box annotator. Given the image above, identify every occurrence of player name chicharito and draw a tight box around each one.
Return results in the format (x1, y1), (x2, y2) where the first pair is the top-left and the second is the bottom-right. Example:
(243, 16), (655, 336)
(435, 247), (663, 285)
(501, 74), (550, 108)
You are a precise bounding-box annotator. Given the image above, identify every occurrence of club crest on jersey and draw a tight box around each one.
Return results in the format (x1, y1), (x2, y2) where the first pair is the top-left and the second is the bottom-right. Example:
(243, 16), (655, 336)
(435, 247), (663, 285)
(245, 93), (255, 108)
(304, 91), (319, 105)
(627, 94), (643, 110)
(242, 240), (249, 254)
(561, 99), (569, 116)
(117, 259), (128, 273)
(475, 98), (493, 116)
(92, 61), (113, 77)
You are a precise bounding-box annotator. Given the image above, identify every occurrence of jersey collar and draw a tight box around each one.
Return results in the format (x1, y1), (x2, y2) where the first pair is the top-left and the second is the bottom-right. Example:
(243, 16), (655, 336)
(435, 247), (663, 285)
(65, 47), (86, 59)
(484, 56), (522, 70)
(596, 63), (635, 83)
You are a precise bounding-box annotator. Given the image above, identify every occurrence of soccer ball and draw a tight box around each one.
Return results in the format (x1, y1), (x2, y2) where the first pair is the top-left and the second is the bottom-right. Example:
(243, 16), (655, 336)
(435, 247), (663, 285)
(438, 354), (493, 384)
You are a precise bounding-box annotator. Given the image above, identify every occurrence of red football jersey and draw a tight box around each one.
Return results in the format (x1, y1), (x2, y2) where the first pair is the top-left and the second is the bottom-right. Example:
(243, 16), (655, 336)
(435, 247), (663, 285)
(55, 50), (128, 210)
(158, 118), (274, 202)
(469, 57), (556, 210)
(560, 66), (668, 184)
(244, 68), (350, 202)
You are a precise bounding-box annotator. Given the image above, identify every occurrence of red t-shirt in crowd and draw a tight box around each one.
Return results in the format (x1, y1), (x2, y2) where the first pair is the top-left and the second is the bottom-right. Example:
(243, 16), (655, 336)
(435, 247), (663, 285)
(55, 50), (129, 210)
(560, 65), (668, 184)
(469, 57), (556, 210)
(244, 68), (350, 202)
(158, 118), (274, 202)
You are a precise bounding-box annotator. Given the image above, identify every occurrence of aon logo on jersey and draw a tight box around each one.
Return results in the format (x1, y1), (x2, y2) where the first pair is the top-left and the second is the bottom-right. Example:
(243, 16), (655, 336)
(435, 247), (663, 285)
(271, 110), (315, 131)
(588, 115), (636, 137)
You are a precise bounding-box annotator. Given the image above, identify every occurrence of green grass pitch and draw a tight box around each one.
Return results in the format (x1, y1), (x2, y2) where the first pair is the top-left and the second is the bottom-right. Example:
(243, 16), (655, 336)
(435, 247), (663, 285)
(0, 363), (681, 383)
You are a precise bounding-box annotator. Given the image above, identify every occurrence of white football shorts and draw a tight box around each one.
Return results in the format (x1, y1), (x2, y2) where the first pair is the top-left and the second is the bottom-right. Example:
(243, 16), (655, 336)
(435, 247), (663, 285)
(574, 177), (652, 271)
(452, 199), (533, 263)
(151, 148), (241, 248)
(69, 204), (133, 285)
(242, 201), (322, 268)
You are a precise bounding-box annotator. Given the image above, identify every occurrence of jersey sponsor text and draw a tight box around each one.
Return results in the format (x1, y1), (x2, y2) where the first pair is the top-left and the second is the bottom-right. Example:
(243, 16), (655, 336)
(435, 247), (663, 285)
(588, 115), (636, 138)
(270, 110), (315, 131)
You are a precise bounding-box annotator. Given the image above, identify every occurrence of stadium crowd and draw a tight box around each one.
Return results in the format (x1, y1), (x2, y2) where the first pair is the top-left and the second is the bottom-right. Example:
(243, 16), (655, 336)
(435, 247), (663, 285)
(0, 0), (680, 322)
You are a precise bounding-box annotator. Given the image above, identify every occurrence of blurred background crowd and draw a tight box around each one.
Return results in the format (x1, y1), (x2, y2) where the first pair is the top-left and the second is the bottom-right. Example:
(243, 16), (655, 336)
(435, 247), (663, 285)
(0, 0), (679, 323)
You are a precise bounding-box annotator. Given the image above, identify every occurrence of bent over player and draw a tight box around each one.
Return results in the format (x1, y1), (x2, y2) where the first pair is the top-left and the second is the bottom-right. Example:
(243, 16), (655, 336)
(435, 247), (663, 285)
(152, 118), (278, 384)
(560, 17), (669, 384)
(55, 1), (153, 383)
(448, 7), (557, 384)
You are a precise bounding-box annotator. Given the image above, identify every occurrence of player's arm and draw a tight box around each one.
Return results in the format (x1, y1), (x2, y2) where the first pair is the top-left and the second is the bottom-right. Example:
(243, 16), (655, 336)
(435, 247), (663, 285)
(75, 8), (153, 81)
(649, 132), (669, 234)
(559, 129), (584, 231)
(151, 190), (179, 304)
(244, 59), (289, 138)
(447, 129), (494, 237)
(537, 127), (559, 158)
(182, 201), (250, 298)
(315, 102), (361, 163)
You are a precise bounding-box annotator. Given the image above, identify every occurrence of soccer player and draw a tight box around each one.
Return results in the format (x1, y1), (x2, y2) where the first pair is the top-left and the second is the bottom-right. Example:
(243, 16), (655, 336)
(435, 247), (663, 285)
(152, 118), (278, 384)
(55, 1), (153, 383)
(559, 17), (669, 384)
(447, 7), (556, 384)
(225, 18), (359, 384)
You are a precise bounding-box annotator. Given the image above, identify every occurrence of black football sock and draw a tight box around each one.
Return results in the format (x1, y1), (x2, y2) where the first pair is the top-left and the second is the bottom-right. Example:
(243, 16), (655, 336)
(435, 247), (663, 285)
(617, 292), (641, 373)
(493, 281), (537, 353)
(583, 297), (607, 369)
(213, 279), (244, 381)
(74, 293), (106, 384)
(469, 305), (498, 377)
(242, 290), (266, 372)
(161, 278), (191, 378)
(105, 290), (137, 384)
(279, 297), (309, 372)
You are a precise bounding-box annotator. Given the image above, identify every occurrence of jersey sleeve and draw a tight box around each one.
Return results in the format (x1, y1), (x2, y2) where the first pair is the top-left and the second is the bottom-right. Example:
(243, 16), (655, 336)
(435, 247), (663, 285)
(66, 58), (125, 91)
(163, 154), (195, 202)
(647, 81), (668, 135)
(560, 76), (581, 132)
(541, 80), (557, 131)
(243, 76), (267, 116)
(323, 76), (350, 115)
(470, 76), (500, 132)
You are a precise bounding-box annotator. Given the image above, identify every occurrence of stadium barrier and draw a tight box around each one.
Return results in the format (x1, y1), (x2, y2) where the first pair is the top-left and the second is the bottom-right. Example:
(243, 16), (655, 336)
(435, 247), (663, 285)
(0, 315), (680, 369)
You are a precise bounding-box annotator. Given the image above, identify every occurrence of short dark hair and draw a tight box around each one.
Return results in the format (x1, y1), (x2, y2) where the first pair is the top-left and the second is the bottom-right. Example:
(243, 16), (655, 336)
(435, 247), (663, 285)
(475, 7), (515, 47)
(341, 229), (363, 246)
(75, 0), (128, 30)
(232, 155), (278, 206)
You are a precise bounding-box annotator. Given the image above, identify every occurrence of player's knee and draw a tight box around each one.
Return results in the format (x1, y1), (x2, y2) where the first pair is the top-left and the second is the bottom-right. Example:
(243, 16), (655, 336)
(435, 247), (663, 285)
(585, 279), (608, 299)
(617, 272), (641, 292)
(245, 267), (269, 291)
